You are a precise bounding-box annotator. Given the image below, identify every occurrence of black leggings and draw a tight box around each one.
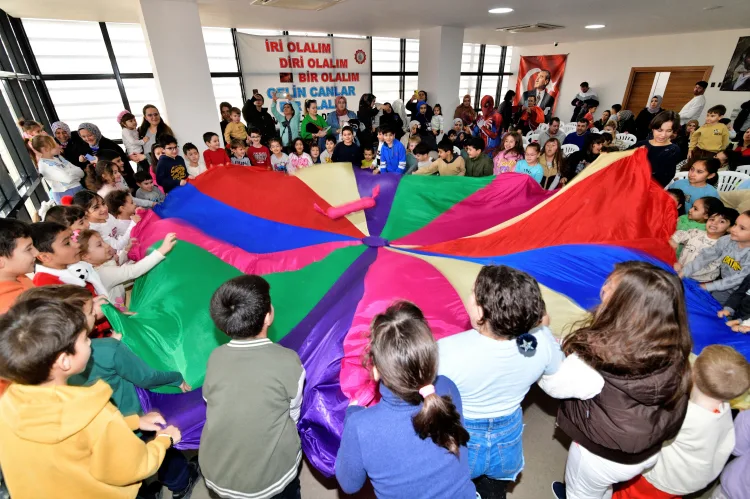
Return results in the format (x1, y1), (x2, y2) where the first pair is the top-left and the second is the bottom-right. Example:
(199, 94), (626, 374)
(473, 476), (510, 499)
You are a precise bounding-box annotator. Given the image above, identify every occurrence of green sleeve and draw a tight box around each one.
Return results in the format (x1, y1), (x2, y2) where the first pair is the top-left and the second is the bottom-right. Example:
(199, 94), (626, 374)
(300, 116), (312, 139)
(113, 342), (183, 390)
(482, 155), (494, 176)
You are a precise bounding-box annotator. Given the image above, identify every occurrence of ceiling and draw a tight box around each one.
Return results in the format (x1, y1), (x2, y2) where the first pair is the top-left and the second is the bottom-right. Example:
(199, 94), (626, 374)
(2, 0), (750, 45)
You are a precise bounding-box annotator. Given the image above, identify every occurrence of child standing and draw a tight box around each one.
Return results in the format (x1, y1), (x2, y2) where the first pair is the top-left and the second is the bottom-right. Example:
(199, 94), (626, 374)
(493, 132), (524, 175)
(414, 139), (466, 176)
(118, 110), (149, 163)
(288, 137), (313, 175)
(0, 299), (182, 499)
(612, 344), (750, 499)
(377, 127), (407, 175)
(73, 190), (136, 252)
(203, 132), (231, 169)
(183, 142), (207, 179)
(439, 266), (563, 499)
(672, 208), (738, 282)
(0, 219), (35, 313)
(223, 107), (249, 147)
(247, 128), (271, 169)
(135, 170), (165, 204)
(670, 158), (720, 212)
(202, 275), (305, 499)
(431, 103), (445, 143)
(689, 105), (730, 163)
(31, 135), (84, 203)
(336, 301), (476, 498)
(320, 136), (336, 163)
(269, 138), (289, 173)
(229, 139), (251, 166)
(543, 262), (692, 499)
(309, 143), (321, 164)
(681, 210), (750, 304)
(156, 135), (187, 193)
(464, 137), (494, 177)
(331, 127), (362, 167)
(514, 143), (544, 184)
(677, 196), (724, 231)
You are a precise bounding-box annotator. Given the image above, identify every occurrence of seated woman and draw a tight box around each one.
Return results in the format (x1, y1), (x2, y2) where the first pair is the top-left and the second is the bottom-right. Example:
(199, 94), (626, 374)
(69, 123), (136, 189)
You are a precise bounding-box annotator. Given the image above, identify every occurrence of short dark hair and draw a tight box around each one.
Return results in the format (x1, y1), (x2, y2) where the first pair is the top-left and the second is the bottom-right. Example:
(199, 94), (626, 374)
(210, 275), (272, 339)
(667, 189), (686, 217)
(105, 190), (131, 217)
(697, 81), (708, 89)
(325, 135), (337, 144)
(230, 138), (246, 149)
(649, 110), (680, 131)
(43, 206), (85, 228)
(72, 190), (104, 213)
(118, 112), (135, 127)
(437, 139), (454, 153)
(550, 117), (561, 125)
(693, 157), (721, 186)
(382, 127), (396, 136)
(182, 142), (198, 154)
(525, 142), (541, 153)
(220, 101), (232, 111)
(203, 131), (218, 143)
(341, 126), (354, 136)
(413, 143), (431, 156)
(467, 136), (485, 151)
(474, 265), (546, 339)
(268, 137), (282, 147)
(362, 145), (375, 155)
(0, 299), (87, 385)
(135, 170), (153, 184)
(713, 207), (739, 226)
(580, 81), (589, 87)
(18, 284), (92, 310)
(96, 149), (120, 162)
(707, 105), (726, 116)
(159, 134), (177, 148)
(29, 222), (68, 254)
(248, 127), (261, 137)
(577, 117), (589, 125)
(699, 196), (725, 218)
(0, 219), (31, 258)
(611, 104), (622, 113)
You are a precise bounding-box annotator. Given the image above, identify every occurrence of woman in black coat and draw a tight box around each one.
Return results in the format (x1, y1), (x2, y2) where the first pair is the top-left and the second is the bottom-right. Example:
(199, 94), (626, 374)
(634, 96), (662, 140)
(242, 92), (277, 144)
(497, 90), (516, 133)
(70, 122), (136, 189)
(357, 93), (381, 149)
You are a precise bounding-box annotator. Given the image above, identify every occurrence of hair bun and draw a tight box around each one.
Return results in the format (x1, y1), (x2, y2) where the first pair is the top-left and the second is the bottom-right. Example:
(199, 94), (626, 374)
(516, 332), (538, 353)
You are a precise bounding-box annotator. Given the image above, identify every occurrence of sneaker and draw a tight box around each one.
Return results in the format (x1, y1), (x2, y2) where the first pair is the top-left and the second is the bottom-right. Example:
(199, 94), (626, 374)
(551, 481), (566, 499)
(136, 481), (163, 499)
(172, 461), (201, 499)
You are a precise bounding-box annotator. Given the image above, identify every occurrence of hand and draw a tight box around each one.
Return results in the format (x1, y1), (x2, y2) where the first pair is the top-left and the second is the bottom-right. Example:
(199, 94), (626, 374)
(699, 283), (707, 290)
(158, 232), (177, 255)
(130, 214), (141, 224)
(673, 262), (683, 272)
(179, 380), (191, 393)
(143, 135), (150, 143)
(79, 155), (86, 163)
(687, 150), (693, 159)
(159, 425), (182, 445)
(373, 168), (380, 175)
(732, 325), (750, 334)
(727, 319), (740, 327)
(93, 295), (109, 319)
(139, 411), (166, 432)
(180, 179), (187, 186)
(718, 309), (731, 318)
(271, 90), (277, 101)
(678, 270), (684, 278)
(110, 331), (123, 341)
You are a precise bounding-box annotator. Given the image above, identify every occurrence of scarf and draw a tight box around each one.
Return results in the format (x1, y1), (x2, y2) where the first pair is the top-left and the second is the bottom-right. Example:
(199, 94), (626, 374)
(335, 97), (349, 117)
(51, 121), (70, 146)
(617, 110), (634, 122)
(78, 122), (102, 148)
(647, 95), (663, 114)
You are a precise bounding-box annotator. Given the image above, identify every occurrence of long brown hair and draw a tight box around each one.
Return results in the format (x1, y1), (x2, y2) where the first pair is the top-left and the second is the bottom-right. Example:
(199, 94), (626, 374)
(494, 131), (524, 159)
(138, 104), (175, 141)
(542, 137), (564, 171)
(562, 261), (692, 406)
(368, 301), (469, 456)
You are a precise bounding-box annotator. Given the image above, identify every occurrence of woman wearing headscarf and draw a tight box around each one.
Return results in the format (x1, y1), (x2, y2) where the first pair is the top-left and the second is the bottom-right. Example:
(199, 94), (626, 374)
(325, 96), (357, 142)
(357, 93), (381, 149)
(51, 121), (80, 165)
(616, 109), (638, 135)
(453, 94), (476, 124)
(497, 90), (515, 133)
(379, 102), (405, 140)
(406, 90), (433, 120)
(137, 104), (174, 164)
(71, 123), (136, 189)
(392, 99), (409, 135)
(635, 96), (663, 140)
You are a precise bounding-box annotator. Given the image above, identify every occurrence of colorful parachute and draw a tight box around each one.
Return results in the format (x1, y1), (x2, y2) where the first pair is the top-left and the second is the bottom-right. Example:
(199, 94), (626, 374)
(103, 148), (748, 477)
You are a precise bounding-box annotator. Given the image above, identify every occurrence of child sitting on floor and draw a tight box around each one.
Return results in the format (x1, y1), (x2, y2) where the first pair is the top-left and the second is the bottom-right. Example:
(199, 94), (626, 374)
(672, 207), (738, 282)
(514, 142), (544, 184)
(230, 139), (251, 166)
(203, 132), (231, 169)
(408, 142), (433, 175)
(309, 143), (322, 165)
(677, 196), (724, 231)
(361, 146), (375, 170)
(73, 190), (137, 252)
(336, 301), (477, 498)
(670, 158), (720, 212)
(438, 265), (563, 498)
(612, 345), (750, 499)
(321, 136), (336, 163)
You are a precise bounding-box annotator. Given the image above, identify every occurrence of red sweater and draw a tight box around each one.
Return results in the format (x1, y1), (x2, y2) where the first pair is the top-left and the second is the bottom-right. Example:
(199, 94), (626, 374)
(248, 145), (271, 168)
(203, 148), (231, 169)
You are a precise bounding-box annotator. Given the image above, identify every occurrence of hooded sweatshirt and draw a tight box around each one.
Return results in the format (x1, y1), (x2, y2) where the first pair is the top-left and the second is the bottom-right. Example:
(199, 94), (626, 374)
(0, 380), (170, 499)
(682, 235), (750, 293)
(0, 275), (33, 313)
(413, 154), (466, 176)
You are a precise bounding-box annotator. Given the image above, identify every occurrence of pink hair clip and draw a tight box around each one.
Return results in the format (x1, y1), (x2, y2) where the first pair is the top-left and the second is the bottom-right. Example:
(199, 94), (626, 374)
(116, 110), (131, 124)
(71, 230), (80, 243)
(418, 384), (435, 399)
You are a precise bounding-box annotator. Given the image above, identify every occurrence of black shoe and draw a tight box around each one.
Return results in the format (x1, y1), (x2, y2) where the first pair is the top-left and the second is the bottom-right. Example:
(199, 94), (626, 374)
(137, 481), (163, 499)
(551, 481), (566, 499)
(172, 461), (200, 499)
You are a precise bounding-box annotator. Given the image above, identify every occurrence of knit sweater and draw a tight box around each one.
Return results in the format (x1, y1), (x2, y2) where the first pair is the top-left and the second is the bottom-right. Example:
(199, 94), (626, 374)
(682, 235), (750, 292)
(335, 376), (477, 499)
(155, 155), (187, 193)
(224, 121), (248, 144)
(203, 148), (231, 169)
(689, 122), (730, 153)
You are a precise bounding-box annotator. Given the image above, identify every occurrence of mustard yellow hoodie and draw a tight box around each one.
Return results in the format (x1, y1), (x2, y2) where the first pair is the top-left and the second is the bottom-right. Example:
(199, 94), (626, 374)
(0, 380), (170, 499)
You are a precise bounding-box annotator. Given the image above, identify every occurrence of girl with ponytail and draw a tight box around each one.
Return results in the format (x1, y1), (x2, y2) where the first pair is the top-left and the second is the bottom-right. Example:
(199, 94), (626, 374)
(335, 301), (477, 498)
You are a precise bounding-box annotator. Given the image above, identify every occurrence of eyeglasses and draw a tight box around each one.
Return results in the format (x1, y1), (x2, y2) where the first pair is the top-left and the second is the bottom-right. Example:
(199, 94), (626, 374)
(146, 113), (160, 117)
(164, 146), (178, 151)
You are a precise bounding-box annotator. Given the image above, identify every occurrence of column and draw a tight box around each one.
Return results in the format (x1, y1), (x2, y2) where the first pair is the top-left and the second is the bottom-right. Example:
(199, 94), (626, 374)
(136, 0), (220, 151)
(417, 27), (464, 115)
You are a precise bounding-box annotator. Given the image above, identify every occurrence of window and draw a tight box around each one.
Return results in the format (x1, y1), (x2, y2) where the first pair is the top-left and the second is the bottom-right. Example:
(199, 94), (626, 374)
(372, 37), (400, 72)
(202, 27), (238, 73)
(460, 43), (513, 107)
(211, 77), (244, 111)
(462, 43), (482, 72)
(404, 39), (419, 73)
(23, 19), (111, 74)
(106, 22), (153, 74)
(372, 76), (400, 105)
(122, 79), (163, 124)
(45, 80), (123, 139)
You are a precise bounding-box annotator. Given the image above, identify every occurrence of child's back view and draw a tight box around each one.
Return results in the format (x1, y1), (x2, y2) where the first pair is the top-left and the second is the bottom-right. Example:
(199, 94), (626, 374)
(438, 265), (563, 498)
(202, 275), (304, 499)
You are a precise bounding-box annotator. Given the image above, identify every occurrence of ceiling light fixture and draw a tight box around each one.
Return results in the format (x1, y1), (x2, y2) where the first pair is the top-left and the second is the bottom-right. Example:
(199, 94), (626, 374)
(703, 5), (723, 10)
(585, 24), (606, 29)
(489, 7), (514, 14)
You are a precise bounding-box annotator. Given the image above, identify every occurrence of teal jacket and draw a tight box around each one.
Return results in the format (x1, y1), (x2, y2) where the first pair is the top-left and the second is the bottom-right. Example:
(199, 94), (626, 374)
(69, 338), (183, 416)
(271, 100), (301, 147)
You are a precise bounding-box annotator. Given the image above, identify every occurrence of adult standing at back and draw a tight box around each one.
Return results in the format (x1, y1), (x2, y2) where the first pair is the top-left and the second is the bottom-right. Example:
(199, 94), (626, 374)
(358, 93), (381, 149)
(242, 91), (277, 145)
(631, 111), (682, 187)
(454, 94), (476, 125)
(522, 70), (555, 123)
(539, 118), (567, 148)
(138, 104), (174, 165)
(497, 90), (516, 133)
(406, 90), (433, 120)
(219, 102), (232, 146)
(570, 82), (598, 122)
(634, 96), (663, 140)
(679, 81), (708, 126)
(734, 99), (750, 136)
(326, 96), (358, 143)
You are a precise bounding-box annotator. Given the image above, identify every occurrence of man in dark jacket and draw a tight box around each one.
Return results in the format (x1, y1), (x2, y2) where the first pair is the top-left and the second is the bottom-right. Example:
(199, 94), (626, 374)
(733, 99), (750, 135)
(242, 92), (277, 145)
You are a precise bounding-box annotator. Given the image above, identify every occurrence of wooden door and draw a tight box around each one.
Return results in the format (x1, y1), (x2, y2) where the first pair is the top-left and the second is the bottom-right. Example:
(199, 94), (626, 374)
(622, 66), (713, 114)
(624, 71), (656, 112)
(662, 70), (708, 112)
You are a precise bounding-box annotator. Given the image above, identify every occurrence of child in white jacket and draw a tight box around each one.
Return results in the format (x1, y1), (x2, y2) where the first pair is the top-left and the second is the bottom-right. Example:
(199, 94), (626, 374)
(32, 135), (84, 203)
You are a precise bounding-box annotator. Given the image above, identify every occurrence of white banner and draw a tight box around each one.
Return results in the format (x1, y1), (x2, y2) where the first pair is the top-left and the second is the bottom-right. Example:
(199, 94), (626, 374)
(236, 33), (372, 113)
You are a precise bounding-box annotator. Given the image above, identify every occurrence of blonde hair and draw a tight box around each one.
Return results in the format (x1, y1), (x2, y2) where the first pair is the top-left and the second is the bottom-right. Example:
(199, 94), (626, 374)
(694, 345), (750, 401)
(76, 229), (101, 257)
(605, 120), (618, 130)
(18, 119), (41, 133)
(408, 135), (422, 144)
(30, 134), (56, 152)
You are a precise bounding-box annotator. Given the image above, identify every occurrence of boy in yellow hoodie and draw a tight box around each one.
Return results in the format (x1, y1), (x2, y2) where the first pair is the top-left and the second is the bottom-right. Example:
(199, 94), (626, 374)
(689, 105), (730, 163)
(0, 298), (182, 499)
(0, 218), (36, 314)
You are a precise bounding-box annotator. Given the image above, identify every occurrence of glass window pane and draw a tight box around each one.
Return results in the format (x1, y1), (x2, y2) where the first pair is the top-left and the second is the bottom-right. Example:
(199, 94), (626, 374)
(202, 27), (238, 73)
(461, 43), (481, 72)
(459, 75), (478, 103)
(22, 19), (112, 75)
(372, 76), (400, 105)
(211, 77), (244, 113)
(122, 79), (163, 126)
(504, 46), (513, 73)
(0, 99), (22, 186)
(107, 22), (154, 74)
(45, 79), (123, 140)
(404, 75), (419, 100)
(404, 39), (419, 72)
(480, 76), (499, 100)
(372, 37), (400, 72)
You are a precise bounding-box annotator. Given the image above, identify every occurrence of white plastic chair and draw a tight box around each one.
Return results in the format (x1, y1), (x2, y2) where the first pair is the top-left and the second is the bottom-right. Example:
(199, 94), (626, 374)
(563, 123), (576, 135)
(591, 127), (600, 134)
(717, 171), (750, 192)
(537, 123), (549, 133)
(530, 133), (540, 143)
(617, 133), (637, 147)
(525, 130), (535, 140)
(665, 171), (688, 190)
(738, 165), (750, 176)
(561, 144), (579, 157)
(522, 136), (529, 148)
(675, 159), (688, 173)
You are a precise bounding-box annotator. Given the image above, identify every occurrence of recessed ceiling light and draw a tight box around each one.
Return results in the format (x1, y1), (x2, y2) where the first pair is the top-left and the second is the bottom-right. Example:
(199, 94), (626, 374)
(585, 24), (606, 29)
(703, 5), (723, 10)
(489, 7), (514, 14)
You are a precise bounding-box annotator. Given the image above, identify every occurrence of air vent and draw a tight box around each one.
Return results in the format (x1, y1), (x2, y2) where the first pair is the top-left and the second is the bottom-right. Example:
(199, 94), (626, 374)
(249, 0), (346, 10)
(496, 23), (564, 34)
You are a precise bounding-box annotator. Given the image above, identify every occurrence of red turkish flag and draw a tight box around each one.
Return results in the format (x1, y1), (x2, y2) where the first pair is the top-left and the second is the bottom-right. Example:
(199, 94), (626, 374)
(513, 55), (568, 117)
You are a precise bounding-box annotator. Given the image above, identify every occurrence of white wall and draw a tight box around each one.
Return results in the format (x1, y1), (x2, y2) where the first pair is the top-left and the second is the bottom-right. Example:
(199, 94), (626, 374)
(508, 28), (750, 124)
(418, 26), (464, 115)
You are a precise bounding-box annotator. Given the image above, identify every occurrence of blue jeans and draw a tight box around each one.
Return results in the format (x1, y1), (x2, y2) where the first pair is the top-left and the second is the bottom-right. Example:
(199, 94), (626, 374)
(465, 407), (524, 481)
(50, 184), (83, 204)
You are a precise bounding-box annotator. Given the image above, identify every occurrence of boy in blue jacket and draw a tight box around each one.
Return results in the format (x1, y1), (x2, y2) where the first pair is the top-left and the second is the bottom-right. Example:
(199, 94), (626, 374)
(376, 127), (407, 175)
(156, 135), (188, 193)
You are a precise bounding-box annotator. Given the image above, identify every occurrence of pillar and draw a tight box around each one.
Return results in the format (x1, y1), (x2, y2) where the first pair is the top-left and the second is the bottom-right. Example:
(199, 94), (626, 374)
(417, 27), (464, 115)
(136, 0), (220, 151)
